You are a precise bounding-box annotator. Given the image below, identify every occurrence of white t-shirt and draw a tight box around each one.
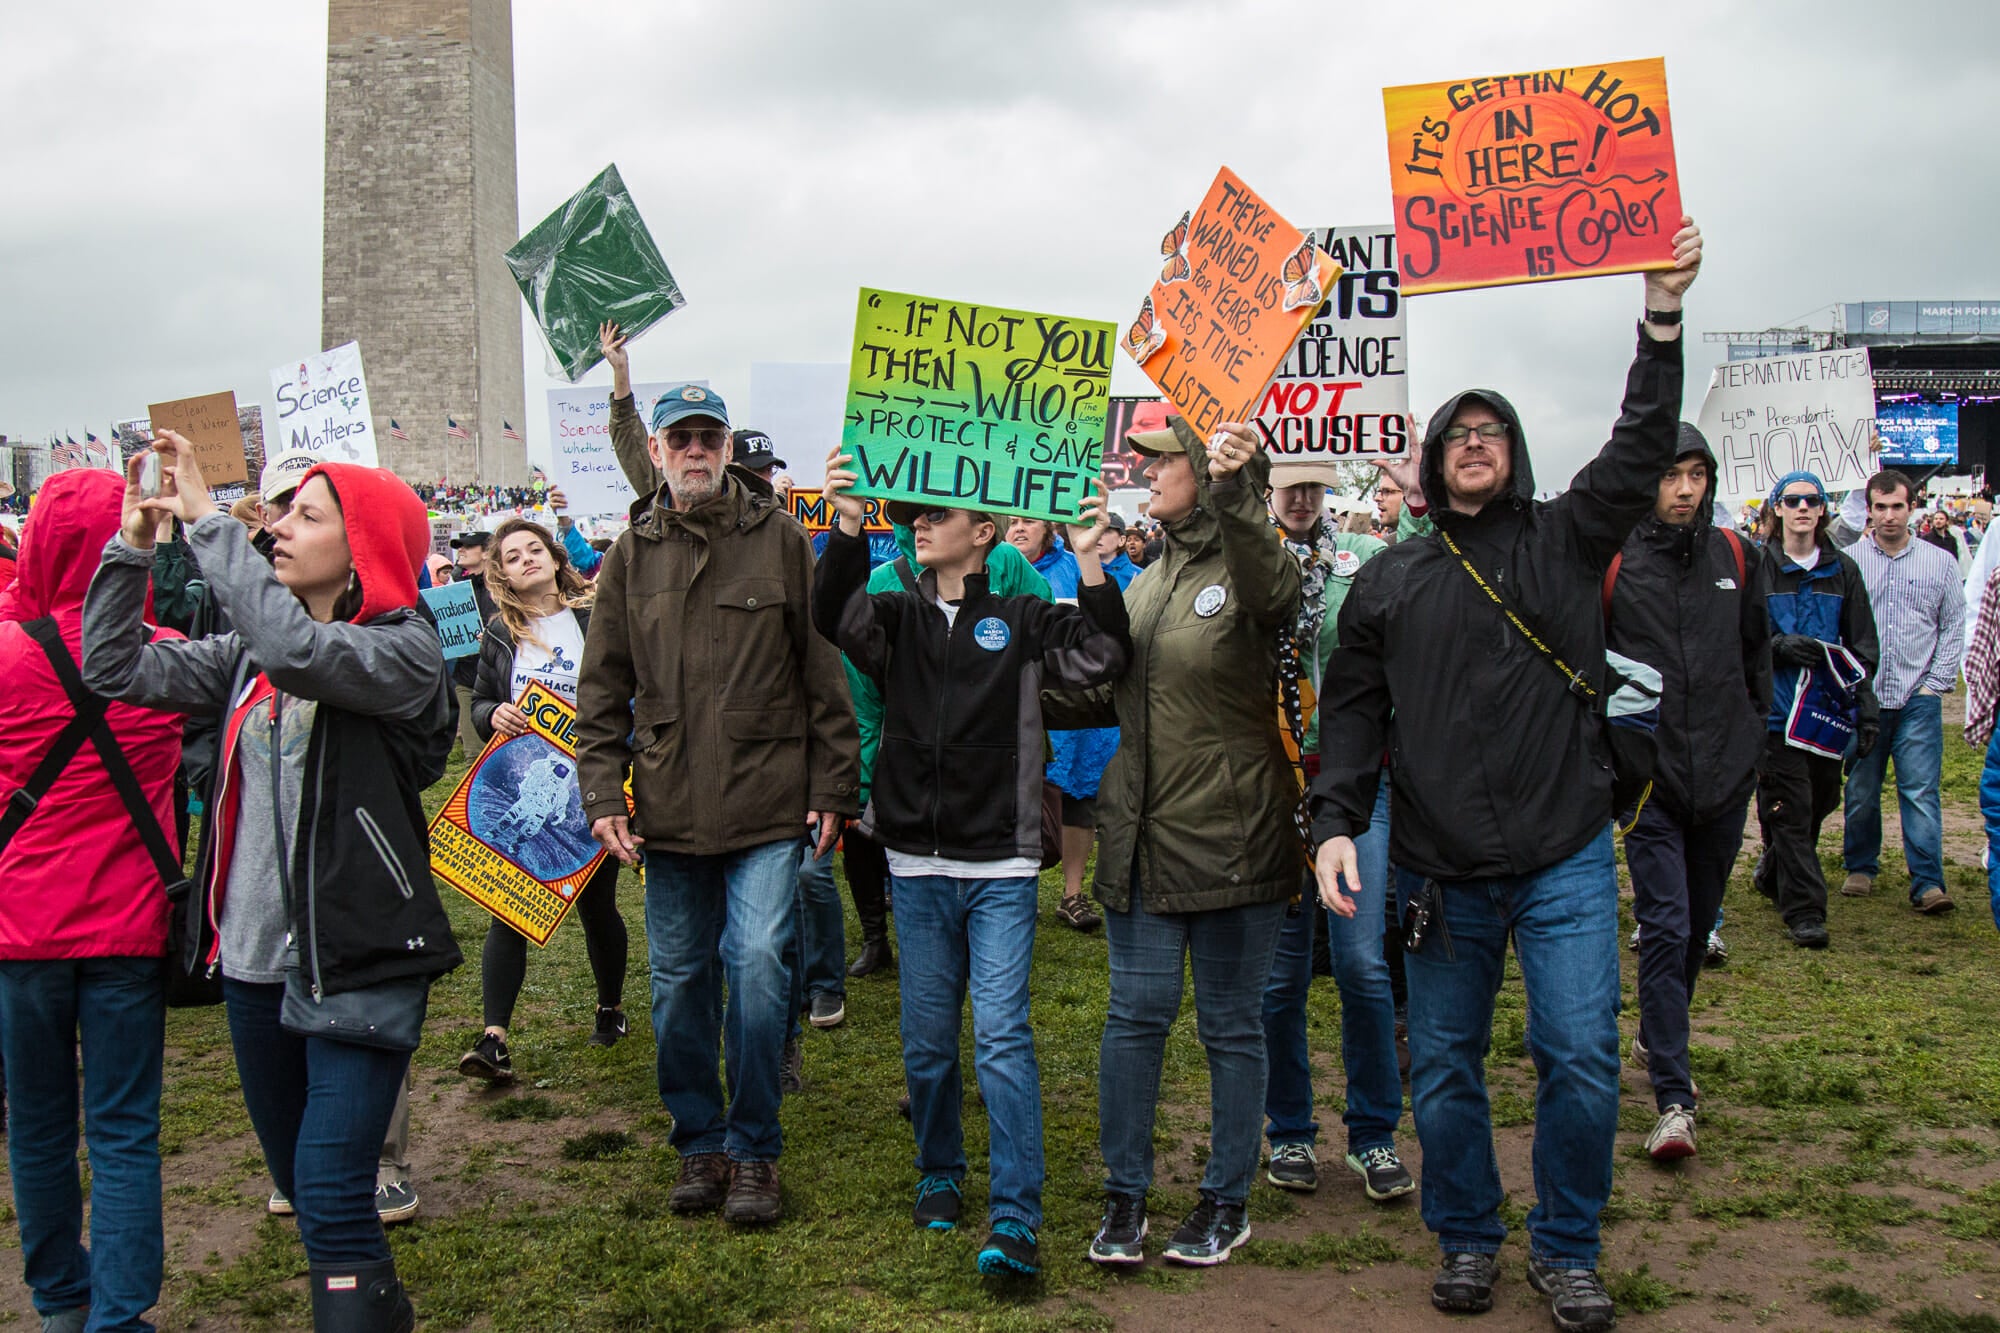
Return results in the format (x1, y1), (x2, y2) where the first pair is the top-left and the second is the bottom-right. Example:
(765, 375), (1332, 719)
(509, 608), (585, 705)
(1789, 546), (1821, 571)
(880, 593), (1040, 881)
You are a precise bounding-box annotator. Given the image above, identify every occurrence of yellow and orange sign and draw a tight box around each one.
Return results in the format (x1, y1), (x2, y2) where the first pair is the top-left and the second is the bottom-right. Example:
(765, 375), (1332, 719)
(1122, 167), (1341, 437)
(1383, 58), (1682, 295)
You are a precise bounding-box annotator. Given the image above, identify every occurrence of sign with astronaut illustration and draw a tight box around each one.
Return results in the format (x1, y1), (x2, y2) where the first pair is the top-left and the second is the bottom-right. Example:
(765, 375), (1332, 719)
(428, 680), (615, 946)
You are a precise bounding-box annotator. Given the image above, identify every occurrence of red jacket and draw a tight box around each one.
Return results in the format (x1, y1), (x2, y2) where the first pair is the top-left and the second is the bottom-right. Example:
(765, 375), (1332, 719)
(0, 470), (184, 960)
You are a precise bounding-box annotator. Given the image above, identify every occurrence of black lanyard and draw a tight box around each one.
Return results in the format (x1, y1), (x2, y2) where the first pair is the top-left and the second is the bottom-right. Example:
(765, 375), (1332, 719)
(1435, 525), (1598, 702)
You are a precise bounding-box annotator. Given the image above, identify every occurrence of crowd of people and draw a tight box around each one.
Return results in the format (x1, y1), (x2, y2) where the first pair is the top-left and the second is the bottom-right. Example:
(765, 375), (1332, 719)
(2, 219), (1997, 1333)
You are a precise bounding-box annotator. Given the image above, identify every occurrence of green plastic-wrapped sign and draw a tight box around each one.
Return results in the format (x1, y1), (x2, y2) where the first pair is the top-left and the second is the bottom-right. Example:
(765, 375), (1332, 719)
(506, 164), (686, 383)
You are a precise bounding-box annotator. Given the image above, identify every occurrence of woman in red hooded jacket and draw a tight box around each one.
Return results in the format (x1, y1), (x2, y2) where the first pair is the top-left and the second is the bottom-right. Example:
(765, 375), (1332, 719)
(83, 432), (460, 1333)
(0, 469), (185, 1333)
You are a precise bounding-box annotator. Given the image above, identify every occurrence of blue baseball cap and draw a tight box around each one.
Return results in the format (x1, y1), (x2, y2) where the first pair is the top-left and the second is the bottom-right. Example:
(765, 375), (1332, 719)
(650, 383), (730, 431)
(1768, 470), (1826, 509)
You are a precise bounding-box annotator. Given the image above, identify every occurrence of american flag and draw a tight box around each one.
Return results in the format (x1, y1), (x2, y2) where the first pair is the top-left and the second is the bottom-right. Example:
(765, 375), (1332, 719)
(388, 419), (409, 442)
(501, 420), (522, 442)
(83, 432), (111, 469)
(445, 417), (470, 440)
(51, 435), (84, 470)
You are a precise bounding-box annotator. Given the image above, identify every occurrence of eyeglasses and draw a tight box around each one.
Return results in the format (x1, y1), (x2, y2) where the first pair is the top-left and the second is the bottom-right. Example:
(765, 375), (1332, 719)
(662, 427), (728, 452)
(1776, 494), (1825, 510)
(1441, 422), (1511, 446)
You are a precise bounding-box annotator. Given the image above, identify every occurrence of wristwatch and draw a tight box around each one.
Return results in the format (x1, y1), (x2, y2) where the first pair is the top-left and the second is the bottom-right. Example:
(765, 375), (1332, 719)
(1644, 307), (1684, 326)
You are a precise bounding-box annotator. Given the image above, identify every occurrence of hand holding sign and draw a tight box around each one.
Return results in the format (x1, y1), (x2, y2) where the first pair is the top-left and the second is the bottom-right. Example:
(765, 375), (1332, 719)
(1206, 423), (1261, 481)
(597, 321), (633, 398)
(823, 448), (867, 533)
(1642, 217), (1703, 314)
(1063, 478), (1111, 556)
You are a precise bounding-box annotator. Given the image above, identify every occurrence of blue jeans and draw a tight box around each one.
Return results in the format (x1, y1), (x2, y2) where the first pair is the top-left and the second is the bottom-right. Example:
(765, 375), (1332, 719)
(0, 958), (164, 1332)
(223, 980), (410, 1268)
(1844, 692), (1946, 898)
(644, 838), (798, 1162)
(1398, 827), (1621, 1267)
(1981, 731), (2000, 931)
(787, 836), (847, 1037)
(1263, 779), (1401, 1155)
(1100, 895), (1286, 1205)
(891, 872), (1043, 1228)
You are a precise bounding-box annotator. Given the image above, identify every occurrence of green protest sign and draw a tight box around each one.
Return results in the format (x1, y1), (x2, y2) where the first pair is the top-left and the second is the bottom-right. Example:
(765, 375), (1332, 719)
(840, 288), (1112, 523)
(505, 163), (686, 383)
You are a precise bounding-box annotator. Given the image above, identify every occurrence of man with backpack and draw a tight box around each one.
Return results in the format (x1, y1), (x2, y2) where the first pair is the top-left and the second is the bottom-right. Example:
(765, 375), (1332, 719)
(1603, 425), (1770, 1163)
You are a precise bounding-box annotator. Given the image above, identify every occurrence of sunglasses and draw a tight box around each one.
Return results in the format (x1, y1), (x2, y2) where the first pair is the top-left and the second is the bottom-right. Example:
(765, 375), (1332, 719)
(1776, 494), (1825, 510)
(909, 508), (965, 526)
(662, 426), (728, 453)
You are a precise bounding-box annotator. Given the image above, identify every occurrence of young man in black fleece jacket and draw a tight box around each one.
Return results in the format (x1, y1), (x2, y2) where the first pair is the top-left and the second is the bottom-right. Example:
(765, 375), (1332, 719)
(812, 451), (1130, 1281)
(1312, 220), (1703, 1332)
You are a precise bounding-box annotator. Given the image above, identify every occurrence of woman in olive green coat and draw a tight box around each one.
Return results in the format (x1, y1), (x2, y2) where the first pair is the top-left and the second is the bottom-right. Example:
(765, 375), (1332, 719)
(1054, 416), (1313, 1268)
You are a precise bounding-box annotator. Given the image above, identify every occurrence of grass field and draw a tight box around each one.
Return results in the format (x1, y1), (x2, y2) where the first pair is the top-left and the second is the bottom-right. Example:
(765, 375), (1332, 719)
(5, 721), (2000, 1331)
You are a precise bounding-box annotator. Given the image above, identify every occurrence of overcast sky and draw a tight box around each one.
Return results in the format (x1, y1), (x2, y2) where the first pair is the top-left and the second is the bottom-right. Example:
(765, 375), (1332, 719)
(4, 0), (1996, 487)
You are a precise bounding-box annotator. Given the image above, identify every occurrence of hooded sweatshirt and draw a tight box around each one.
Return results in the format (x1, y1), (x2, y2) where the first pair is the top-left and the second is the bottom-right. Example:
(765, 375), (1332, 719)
(0, 470), (185, 960)
(83, 463), (462, 996)
(1312, 326), (1683, 880)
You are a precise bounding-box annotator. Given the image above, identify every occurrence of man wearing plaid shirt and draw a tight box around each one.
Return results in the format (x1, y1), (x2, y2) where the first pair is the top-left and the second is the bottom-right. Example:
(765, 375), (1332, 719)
(1840, 469), (1966, 913)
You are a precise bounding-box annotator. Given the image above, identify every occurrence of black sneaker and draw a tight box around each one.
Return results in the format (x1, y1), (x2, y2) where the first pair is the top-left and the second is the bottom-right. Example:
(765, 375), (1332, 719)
(589, 1007), (627, 1048)
(1527, 1256), (1617, 1331)
(458, 1032), (513, 1083)
(912, 1175), (961, 1231)
(976, 1220), (1040, 1276)
(1089, 1192), (1147, 1266)
(1432, 1251), (1501, 1313)
(1265, 1141), (1318, 1191)
(1345, 1145), (1416, 1201)
(780, 1036), (805, 1094)
(808, 992), (846, 1029)
(1161, 1191), (1250, 1266)
(1787, 916), (1830, 949)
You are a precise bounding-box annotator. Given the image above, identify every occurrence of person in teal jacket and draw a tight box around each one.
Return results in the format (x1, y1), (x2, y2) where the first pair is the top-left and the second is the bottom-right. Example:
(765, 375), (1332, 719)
(840, 524), (1052, 976)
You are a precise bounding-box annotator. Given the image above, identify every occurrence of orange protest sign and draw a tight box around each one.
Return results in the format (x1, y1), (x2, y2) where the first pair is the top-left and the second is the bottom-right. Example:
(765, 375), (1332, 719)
(1383, 58), (1682, 295)
(1122, 167), (1341, 437)
(147, 390), (249, 487)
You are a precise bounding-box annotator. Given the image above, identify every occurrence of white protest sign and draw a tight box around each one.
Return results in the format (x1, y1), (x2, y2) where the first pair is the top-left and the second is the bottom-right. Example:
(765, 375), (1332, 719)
(747, 362), (846, 488)
(1259, 225), (1412, 485)
(268, 341), (377, 466)
(544, 380), (698, 516)
(1697, 349), (1876, 503)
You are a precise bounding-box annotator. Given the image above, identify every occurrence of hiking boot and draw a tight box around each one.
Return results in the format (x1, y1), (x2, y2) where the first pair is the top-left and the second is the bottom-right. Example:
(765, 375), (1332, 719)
(1527, 1256), (1618, 1331)
(1345, 1145), (1416, 1200)
(1161, 1191), (1250, 1266)
(1915, 886), (1956, 915)
(722, 1160), (783, 1226)
(588, 1006), (628, 1048)
(780, 1036), (805, 1094)
(1056, 894), (1102, 931)
(808, 992), (846, 1029)
(1089, 1192), (1148, 1266)
(1704, 929), (1728, 967)
(267, 1189), (294, 1216)
(1645, 1105), (1697, 1162)
(913, 1175), (962, 1231)
(1788, 916), (1830, 949)
(458, 1032), (514, 1083)
(977, 1220), (1040, 1276)
(1265, 1141), (1318, 1192)
(375, 1180), (420, 1224)
(1841, 871), (1875, 897)
(668, 1153), (732, 1215)
(847, 937), (894, 977)
(1431, 1251), (1501, 1313)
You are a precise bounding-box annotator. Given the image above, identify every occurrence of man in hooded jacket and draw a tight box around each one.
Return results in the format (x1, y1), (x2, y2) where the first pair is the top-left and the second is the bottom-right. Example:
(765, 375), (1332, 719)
(1312, 219), (1702, 1331)
(1604, 424), (1770, 1165)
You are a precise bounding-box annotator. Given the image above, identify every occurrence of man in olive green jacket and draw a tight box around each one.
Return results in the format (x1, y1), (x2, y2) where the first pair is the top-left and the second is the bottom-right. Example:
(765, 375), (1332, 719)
(577, 381), (859, 1229)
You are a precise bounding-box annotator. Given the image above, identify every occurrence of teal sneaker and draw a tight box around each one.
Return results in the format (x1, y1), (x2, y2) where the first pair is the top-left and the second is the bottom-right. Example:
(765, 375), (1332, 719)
(913, 1175), (962, 1231)
(977, 1219), (1040, 1276)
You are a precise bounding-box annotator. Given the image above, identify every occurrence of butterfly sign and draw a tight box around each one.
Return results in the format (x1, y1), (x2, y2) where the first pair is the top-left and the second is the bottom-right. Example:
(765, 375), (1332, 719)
(1122, 167), (1341, 438)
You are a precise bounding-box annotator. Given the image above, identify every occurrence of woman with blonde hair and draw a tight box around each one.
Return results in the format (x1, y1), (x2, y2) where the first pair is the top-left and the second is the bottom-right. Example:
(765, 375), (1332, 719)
(457, 517), (630, 1083)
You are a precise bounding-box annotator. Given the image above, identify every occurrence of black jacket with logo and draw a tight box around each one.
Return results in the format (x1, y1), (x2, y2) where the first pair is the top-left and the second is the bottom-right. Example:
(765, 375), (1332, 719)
(1311, 326), (1684, 880)
(813, 527), (1130, 862)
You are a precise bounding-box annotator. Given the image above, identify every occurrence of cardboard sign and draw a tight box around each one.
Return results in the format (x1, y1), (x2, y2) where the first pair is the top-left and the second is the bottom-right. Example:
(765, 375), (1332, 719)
(1384, 58), (1682, 294)
(1122, 167), (1341, 437)
(147, 391), (248, 487)
(428, 682), (612, 946)
(841, 288), (1112, 523)
(544, 380), (684, 516)
(506, 164), (686, 383)
(268, 341), (377, 466)
(421, 580), (484, 660)
(1696, 349), (1878, 503)
(1257, 226), (1411, 480)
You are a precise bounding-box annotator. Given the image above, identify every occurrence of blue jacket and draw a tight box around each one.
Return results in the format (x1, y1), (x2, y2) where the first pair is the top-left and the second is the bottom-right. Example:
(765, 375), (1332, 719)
(1758, 538), (1880, 740)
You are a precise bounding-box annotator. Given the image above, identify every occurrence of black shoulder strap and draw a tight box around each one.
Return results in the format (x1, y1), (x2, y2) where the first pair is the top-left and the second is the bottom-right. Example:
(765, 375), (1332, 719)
(0, 620), (110, 852)
(23, 618), (189, 890)
(892, 556), (920, 596)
